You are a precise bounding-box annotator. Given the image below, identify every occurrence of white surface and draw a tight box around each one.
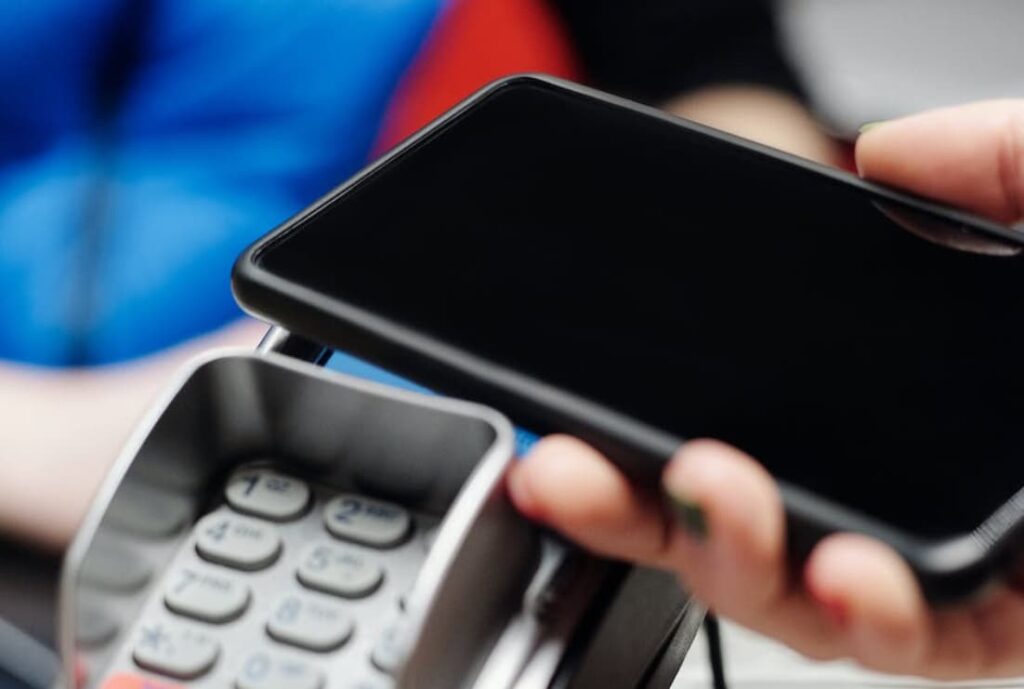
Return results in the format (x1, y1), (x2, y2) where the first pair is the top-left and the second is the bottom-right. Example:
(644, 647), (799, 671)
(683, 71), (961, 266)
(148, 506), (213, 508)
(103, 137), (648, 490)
(266, 592), (354, 653)
(194, 513), (282, 571)
(226, 470), (311, 521)
(777, 0), (1024, 137)
(235, 649), (325, 689)
(673, 618), (1024, 688)
(164, 566), (250, 623)
(131, 620), (220, 680)
(297, 541), (385, 598)
(323, 495), (411, 548)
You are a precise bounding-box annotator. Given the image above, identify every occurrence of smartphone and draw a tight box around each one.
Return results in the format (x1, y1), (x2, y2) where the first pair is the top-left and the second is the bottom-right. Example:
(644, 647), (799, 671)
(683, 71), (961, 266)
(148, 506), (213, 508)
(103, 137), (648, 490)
(234, 75), (1024, 602)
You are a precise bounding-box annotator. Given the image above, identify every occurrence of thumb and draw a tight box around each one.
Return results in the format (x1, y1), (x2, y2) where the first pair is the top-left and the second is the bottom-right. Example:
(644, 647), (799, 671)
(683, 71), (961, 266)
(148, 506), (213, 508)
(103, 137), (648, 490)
(856, 100), (1024, 225)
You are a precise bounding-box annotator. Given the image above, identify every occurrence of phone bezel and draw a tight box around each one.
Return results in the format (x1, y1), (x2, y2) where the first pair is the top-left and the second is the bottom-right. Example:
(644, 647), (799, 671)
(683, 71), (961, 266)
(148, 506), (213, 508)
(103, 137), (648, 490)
(233, 74), (1024, 602)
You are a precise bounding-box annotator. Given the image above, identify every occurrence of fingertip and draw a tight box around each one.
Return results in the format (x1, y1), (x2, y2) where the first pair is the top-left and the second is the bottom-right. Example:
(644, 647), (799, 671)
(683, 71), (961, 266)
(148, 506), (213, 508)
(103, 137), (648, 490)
(507, 460), (540, 520)
(511, 435), (588, 521)
(514, 434), (630, 526)
(805, 534), (929, 669)
(661, 440), (787, 612)
(855, 100), (1024, 224)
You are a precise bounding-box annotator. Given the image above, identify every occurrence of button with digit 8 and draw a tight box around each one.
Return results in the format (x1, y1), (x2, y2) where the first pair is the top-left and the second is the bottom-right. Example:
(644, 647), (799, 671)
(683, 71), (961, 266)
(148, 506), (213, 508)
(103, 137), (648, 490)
(266, 592), (354, 653)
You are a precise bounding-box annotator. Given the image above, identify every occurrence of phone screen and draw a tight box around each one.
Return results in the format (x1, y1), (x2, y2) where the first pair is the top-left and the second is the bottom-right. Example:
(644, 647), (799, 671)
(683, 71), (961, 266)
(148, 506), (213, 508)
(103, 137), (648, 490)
(255, 80), (1024, 539)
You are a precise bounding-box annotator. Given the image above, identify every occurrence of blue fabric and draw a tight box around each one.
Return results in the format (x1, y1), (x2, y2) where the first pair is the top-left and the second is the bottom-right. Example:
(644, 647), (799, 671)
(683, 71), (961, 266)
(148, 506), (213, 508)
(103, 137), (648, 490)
(0, 0), (445, 365)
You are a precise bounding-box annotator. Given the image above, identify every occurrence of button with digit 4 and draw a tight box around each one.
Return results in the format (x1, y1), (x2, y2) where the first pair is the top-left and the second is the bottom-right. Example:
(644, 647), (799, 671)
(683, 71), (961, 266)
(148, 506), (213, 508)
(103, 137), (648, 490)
(132, 621), (220, 680)
(195, 512), (281, 571)
(165, 566), (250, 623)
(323, 494), (410, 548)
(236, 650), (324, 689)
(267, 592), (354, 652)
(297, 542), (383, 598)
(226, 469), (310, 521)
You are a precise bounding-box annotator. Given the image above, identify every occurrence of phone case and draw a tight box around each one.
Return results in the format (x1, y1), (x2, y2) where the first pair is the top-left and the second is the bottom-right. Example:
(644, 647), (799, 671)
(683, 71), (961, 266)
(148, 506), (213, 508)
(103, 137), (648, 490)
(231, 75), (1024, 603)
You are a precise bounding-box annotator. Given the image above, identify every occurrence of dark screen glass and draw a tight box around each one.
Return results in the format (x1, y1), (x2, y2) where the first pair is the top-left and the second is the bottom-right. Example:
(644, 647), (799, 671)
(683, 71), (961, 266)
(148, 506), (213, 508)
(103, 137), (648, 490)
(259, 82), (1024, 538)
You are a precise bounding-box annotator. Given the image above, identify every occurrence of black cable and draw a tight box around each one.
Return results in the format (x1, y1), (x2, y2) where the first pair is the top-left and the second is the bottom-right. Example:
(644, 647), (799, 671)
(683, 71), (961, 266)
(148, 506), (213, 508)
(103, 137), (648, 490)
(704, 612), (728, 689)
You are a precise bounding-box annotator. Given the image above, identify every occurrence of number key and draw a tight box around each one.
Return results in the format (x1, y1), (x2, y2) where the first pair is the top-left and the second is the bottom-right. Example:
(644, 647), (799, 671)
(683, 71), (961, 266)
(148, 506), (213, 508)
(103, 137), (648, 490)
(266, 593), (354, 653)
(236, 650), (324, 689)
(226, 469), (310, 521)
(323, 495), (410, 548)
(132, 621), (220, 680)
(165, 566), (250, 623)
(195, 513), (281, 571)
(297, 542), (383, 598)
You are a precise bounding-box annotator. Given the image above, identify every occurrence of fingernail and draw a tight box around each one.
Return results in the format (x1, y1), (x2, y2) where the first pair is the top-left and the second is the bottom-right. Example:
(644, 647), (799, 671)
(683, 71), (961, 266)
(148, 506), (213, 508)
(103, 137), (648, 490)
(858, 120), (889, 134)
(666, 492), (709, 540)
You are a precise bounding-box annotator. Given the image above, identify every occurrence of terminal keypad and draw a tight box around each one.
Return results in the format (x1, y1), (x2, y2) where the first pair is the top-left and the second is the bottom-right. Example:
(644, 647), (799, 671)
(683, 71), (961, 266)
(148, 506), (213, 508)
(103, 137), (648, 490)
(101, 467), (437, 689)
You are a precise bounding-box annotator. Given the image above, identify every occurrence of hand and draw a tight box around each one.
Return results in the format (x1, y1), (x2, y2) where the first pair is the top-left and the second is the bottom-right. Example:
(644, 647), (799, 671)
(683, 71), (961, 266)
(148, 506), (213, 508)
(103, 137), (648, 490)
(508, 100), (1024, 680)
(664, 85), (841, 166)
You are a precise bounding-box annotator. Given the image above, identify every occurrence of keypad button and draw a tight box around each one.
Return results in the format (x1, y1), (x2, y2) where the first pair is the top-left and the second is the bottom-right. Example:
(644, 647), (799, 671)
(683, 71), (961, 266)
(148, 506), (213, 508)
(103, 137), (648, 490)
(132, 621), (220, 680)
(80, 537), (153, 593)
(226, 470), (310, 521)
(323, 495), (410, 548)
(105, 482), (192, 538)
(195, 513), (281, 571)
(236, 650), (324, 689)
(165, 566), (250, 623)
(370, 619), (412, 676)
(266, 592), (354, 652)
(76, 602), (120, 648)
(101, 672), (184, 689)
(297, 542), (384, 598)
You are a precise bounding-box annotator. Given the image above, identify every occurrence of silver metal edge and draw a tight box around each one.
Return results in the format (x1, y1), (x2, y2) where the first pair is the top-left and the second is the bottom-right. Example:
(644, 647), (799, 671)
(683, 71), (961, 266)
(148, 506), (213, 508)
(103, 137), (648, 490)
(58, 347), (517, 688)
(398, 414), (517, 654)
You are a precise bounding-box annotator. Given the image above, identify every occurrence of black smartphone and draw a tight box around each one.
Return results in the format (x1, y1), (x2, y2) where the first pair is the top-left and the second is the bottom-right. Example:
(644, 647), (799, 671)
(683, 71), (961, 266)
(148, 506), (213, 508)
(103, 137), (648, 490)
(234, 75), (1024, 602)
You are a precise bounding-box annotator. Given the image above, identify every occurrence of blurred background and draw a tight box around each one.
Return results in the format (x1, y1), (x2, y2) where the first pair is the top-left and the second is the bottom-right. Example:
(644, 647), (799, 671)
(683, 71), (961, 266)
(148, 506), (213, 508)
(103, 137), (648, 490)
(2, 1), (1022, 687)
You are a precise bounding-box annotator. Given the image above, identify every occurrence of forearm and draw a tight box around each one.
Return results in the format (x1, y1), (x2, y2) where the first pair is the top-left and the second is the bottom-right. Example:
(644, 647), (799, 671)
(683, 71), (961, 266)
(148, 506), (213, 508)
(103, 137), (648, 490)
(0, 319), (267, 550)
(664, 84), (842, 166)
